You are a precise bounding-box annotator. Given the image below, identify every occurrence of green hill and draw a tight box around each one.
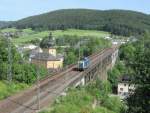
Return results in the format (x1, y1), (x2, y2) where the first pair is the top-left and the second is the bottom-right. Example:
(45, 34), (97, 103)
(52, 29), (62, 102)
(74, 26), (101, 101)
(5, 9), (150, 36)
(0, 21), (12, 28)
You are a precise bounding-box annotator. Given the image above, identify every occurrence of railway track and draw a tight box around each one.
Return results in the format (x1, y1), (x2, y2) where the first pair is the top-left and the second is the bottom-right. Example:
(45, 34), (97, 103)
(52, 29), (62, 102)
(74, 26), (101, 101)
(0, 47), (116, 113)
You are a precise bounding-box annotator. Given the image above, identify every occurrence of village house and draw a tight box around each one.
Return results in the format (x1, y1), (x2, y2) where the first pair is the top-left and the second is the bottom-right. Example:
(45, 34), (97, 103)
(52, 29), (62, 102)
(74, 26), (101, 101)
(118, 75), (135, 99)
(31, 47), (63, 70)
(30, 33), (64, 70)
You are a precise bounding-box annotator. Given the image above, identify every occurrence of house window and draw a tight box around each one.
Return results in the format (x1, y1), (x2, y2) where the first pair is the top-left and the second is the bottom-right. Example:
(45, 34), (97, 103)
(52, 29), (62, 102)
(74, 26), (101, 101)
(120, 88), (123, 91)
(129, 89), (132, 92)
(124, 92), (128, 96)
(124, 84), (126, 86)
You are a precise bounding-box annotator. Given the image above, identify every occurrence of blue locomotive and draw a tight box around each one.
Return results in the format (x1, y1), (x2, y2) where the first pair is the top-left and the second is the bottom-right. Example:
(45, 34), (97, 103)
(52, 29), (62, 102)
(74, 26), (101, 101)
(78, 57), (90, 71)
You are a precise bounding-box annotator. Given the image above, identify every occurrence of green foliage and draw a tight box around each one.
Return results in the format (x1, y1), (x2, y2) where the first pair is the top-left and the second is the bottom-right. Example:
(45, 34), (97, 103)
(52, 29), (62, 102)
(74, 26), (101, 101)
(0, 22), (12, 28)
(7, 9), (150, 36)
(0, 37), (48, 84)
(86, 80), (112, 100)
(11, 29), (109, 45)
(12, 30), (49, 45)
(103, 96), (125, 113)
(0, 36), (48, 99)
(0, 81), (29, 100)
(117, 32), (150, 113)
(93, 107), (116, 113)
(41, 81), (124, 113)
(126, 32), (150, 113)
(86, 37), (111, 55)
(119, 43), (136, 61)
(51, 89), (93, 113)
(64, 51), (77, 65)
(40, 32), (55, 48)
(108, 61), (126, 90)
(29, 38), (41, 45)
(62, 35), (111, 66)
(56, 35), (80, 46)
(13, 63), (37, 84)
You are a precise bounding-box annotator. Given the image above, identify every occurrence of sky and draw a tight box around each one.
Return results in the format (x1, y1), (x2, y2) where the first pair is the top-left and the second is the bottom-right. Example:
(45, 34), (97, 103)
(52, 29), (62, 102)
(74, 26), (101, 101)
(0, 0), (149, 21)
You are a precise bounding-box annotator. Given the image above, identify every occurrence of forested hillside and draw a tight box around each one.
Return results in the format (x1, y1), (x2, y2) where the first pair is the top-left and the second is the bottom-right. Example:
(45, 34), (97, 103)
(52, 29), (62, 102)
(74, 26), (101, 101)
(8, 9), (150, 36)
(0, 21), (12, 28)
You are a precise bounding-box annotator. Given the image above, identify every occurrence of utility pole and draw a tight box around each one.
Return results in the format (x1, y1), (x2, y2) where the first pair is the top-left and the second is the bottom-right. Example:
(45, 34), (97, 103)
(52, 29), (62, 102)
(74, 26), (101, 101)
(4, 32), (12, 82)
(36, 48), (40, 112)
(100, 45), (103, 80)
(37, 71), (40, 112)
(78, 38), (81, 69)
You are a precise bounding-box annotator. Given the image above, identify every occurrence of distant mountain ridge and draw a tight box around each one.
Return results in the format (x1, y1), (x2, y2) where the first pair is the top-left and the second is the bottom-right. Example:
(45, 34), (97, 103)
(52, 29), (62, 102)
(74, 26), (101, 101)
(1, 9), (150, 36)
(0, 21), (12, 28)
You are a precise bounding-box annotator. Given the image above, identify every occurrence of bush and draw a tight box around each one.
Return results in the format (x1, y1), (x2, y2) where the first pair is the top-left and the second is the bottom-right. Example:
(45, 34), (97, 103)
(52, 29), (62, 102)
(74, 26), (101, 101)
(0, 81), (29, 100)
(41, 81), (124, 113)
(102, 96), (124, 113)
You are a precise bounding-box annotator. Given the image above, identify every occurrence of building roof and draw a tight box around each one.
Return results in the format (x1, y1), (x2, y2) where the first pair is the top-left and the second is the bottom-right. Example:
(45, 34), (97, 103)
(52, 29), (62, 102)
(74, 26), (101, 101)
(57, 54), (64, 59)
(31, 52), (63, 61)
(119, 75), (132, 83)
(30, 47), (43, 55)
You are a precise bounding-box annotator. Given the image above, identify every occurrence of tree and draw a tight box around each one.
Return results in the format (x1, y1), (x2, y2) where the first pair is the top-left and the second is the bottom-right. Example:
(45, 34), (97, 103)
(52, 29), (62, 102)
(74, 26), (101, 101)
(119, 43), (136, 61)
(40, 32), (55, 48)
(107, 61), (126, 93)
(9, 9), (150, 36)
(0, 37), (47, 84)
(64, 51), (77, 65)
(126, 32), (150, 113)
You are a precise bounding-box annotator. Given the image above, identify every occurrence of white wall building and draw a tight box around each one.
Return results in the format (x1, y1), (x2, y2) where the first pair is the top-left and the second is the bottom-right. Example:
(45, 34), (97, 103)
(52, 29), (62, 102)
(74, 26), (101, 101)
(118, 82), (135, 99)
(118, 75), (135, 99)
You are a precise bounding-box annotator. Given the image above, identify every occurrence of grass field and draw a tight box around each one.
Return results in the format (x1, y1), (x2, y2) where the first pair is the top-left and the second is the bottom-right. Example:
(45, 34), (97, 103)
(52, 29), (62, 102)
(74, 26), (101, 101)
(1, 28), (18, 33)
(0, 28), (110, 45)
(1, 28), (127, 45)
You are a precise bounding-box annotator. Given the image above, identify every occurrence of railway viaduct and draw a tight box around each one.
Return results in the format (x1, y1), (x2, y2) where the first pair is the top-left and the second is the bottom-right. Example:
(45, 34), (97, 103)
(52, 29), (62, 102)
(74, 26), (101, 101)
(0, 46), (119, 113)
(70, 46), (118, 88)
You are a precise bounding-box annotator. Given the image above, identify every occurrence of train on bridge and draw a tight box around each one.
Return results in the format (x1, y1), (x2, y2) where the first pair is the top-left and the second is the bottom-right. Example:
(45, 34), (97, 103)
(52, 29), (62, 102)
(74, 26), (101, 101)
(78, 57), (90, 71)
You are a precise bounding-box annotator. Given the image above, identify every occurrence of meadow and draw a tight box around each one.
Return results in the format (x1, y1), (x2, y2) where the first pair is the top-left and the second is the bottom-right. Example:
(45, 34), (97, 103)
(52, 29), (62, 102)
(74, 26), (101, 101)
(1, 28), (110, 45)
